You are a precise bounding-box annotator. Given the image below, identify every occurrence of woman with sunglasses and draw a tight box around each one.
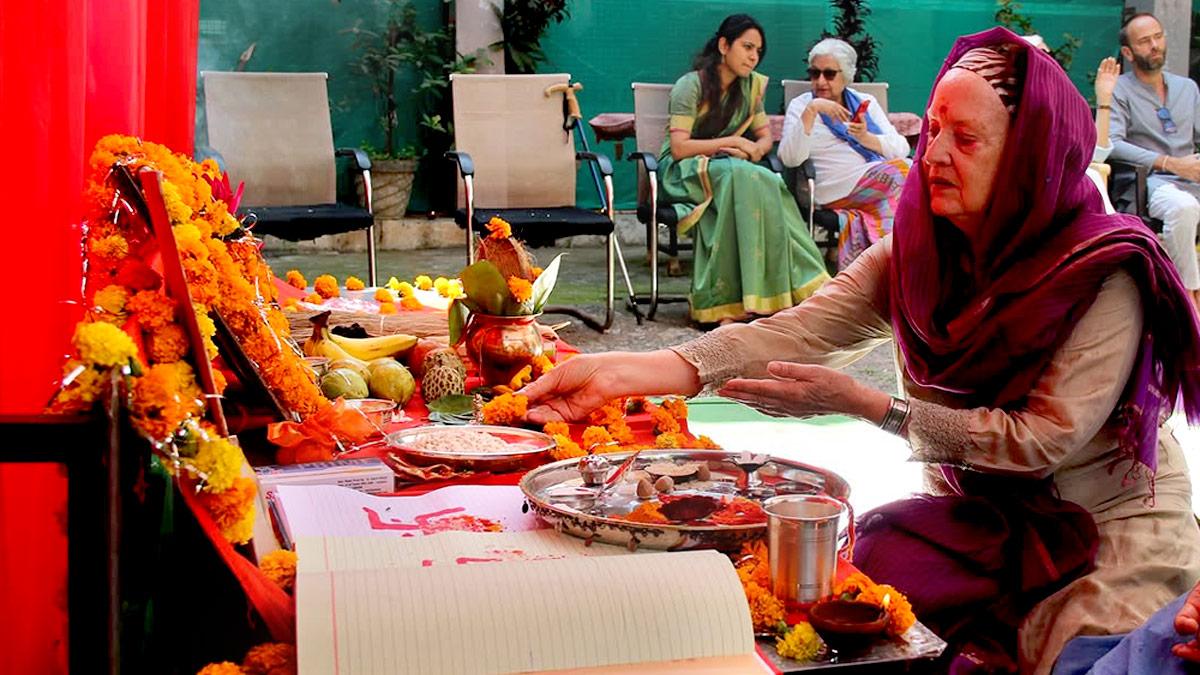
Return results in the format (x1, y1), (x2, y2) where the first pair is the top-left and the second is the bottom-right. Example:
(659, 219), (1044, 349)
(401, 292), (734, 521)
(656, 14), (829, 325)
(778, 38), (911, 271)
(526, 28), (1200, 672)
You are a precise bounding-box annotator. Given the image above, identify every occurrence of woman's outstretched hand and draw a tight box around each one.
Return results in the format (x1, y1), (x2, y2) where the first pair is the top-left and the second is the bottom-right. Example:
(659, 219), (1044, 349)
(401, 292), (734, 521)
(718, 361), (890, 422)
(1173, 582), (1200, 662)
(522, 351), (702, 424)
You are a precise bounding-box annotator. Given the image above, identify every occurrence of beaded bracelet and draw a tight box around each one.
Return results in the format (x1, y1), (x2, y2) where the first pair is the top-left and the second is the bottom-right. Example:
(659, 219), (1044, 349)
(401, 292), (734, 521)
(879, 396), (910, 435)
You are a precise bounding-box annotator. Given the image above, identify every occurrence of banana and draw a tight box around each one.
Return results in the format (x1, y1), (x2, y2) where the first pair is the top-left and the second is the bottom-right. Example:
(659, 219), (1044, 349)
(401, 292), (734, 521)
(328, 331), (418, 361)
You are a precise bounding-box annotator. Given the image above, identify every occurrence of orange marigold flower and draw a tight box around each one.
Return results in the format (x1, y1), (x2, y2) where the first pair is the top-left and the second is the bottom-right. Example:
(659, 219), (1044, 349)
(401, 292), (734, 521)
(834, 572), (875, 600)
(588, 399), (625, 427)
(662, 396), (689, 420)
(242, 642), (296, 675)
(856, 582), (916, 636)
(89, 234), (129, 261)
(531, 266), (544, 279)
(745, 580), (786, 632)
(400, 296), (422, 310)
(485, 216), (512, 239)
(543, 421), (570, 437)
(378, 301), (397, 315)
(650, 406), (681, 435)
(695, 434), (721, 449)
(313, 274), (339, 299)
(285, 270), (307, 289)
(480, 392), (528, 426)
(531, 353), (555, 377)
(550, 434), (586, 461)
(146, 324), (189, 363)
(281, 297), (300, 310)
(374, 288), (395, 303)
(212, 368), (228, 394)
(582, 426), (613, 450)
(197, 662), (244, 675)
(197, 477), (257, 545)
(506, 276), (533, 304)
(655, 431), (688, 449)
(258, 550), (298, 592)
(509, 365), (533, 390)
(607, 419), (636, 445)
(126, 290), (175, 330)
(303, 292), (323, 305)
(345, 276), (365, 291)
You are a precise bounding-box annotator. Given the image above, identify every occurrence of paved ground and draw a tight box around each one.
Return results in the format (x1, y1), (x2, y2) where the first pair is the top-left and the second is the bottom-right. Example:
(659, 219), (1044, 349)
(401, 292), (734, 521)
(266, 244), (900, 394)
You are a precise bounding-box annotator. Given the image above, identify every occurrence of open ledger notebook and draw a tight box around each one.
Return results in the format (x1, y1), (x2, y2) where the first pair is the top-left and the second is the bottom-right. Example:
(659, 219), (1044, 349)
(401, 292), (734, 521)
(295, 529), (773, 674)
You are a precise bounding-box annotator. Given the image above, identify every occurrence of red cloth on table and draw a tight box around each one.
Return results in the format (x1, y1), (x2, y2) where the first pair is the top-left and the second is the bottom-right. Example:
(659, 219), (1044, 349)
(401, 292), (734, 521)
(0, 2), (199, 673)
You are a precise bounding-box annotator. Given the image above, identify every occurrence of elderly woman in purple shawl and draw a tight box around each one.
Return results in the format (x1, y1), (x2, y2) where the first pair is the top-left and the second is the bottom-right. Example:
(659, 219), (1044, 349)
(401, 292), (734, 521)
(522, 28), (1200, 673)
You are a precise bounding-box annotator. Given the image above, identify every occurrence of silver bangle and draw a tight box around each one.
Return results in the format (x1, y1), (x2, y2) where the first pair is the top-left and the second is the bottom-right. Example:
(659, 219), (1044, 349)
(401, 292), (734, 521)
(879, 396), (910, 435)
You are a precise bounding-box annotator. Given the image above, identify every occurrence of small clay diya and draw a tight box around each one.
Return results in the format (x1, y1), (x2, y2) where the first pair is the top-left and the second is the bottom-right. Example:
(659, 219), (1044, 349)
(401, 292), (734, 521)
(808, 599), (887, 650)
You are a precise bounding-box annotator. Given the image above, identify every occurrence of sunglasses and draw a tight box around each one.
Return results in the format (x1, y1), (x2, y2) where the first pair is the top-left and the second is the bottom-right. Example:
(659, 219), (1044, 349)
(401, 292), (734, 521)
(807, 68), (841, 81)
(1157, 107), (1178, 134)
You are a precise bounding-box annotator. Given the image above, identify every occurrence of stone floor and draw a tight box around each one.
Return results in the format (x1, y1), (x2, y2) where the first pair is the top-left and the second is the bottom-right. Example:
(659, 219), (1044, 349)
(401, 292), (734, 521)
(266, 244), (900, 394)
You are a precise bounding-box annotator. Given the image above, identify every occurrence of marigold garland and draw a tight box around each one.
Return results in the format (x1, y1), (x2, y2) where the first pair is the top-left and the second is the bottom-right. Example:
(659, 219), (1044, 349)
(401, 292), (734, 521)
(94, 284), (129, 315)
(146, 324), (189, 364)
(259, 550), (299, 592)
(126, 289), (175, 330)
(480, 392), (528, 426)
(197, 476), (258, 545)
(73, 322), (139, 369)
(834, 572), (916, 636)
(196, 662), (244, 675)
(242, 642), (297, 675)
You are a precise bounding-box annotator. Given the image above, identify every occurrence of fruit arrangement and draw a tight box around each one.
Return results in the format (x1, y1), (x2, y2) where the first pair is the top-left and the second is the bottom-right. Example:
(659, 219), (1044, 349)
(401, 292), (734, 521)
(302, 311), (417, 405)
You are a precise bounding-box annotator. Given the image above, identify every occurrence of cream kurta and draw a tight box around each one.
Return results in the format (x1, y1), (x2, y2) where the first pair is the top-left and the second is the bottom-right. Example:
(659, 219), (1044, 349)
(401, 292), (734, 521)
(672, 236), (1200, 674)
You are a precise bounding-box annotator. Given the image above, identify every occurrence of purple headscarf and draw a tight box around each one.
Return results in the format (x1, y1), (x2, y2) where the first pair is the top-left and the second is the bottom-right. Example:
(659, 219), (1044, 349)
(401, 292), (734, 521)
(890, 27), (1200, 484)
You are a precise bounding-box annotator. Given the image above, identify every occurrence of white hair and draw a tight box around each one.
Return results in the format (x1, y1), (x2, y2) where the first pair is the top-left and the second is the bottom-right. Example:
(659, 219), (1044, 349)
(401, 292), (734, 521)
(809, 38), (858, 81)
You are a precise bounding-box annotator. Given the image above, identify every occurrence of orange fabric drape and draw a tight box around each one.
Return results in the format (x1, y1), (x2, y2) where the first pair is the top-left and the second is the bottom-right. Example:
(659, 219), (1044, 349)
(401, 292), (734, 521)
(0, 2), (199, 673)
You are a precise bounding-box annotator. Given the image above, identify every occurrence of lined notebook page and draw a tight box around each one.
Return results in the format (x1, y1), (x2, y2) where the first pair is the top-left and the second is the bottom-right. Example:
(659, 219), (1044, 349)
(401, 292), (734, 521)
(297, 549), (754, 674)
(296, 530), (641, 573)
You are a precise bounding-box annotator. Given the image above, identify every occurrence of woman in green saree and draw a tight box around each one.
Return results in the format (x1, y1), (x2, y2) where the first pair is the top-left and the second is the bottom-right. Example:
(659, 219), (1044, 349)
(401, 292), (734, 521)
(661, 14), (830, 324)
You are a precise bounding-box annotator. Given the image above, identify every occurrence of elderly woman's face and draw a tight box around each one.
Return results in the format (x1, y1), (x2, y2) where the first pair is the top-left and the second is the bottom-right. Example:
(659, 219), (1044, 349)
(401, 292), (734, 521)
(809, 54), (846, 101)
(922, 69), (1010, 231)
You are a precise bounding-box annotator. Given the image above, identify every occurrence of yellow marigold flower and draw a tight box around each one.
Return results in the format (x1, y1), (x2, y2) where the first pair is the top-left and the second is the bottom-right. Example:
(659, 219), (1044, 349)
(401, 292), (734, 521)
(582, 426), (614, 450)
(650, 406), (681, 435)
(194, 305), (219, 359)
(433, 277), (450, 295)
(126, 290), (175, 330)
(378, 301), (397, 315)
(506, 276), (533, 303)
(508, 365), (532, 390)
(776, 622), (822, 661)
(550, 434), (586, 461)
(445, 279), (464, 298)
(147, 324), (189, 364)
(655, 432), (688, 449)
(190, 433), (244, 493)
(531, 266), (544, 279)
(345, 276), (365, 291)
(281, 297), (300, 311)
(543, 421), (570, 437)
(486, 216), (512, 239)
(414, 274), (433, 291)
(173, 222), (204, 252)
(242, 642), (296, 675)
(161, 182), (193, 225)
(385, 276), (402, 291)
(303, 292), (323, 304)
(313, 274), (339, 299)
(694, 434), (721, 449)
(197, 476), (257, 545)
(73, 322), (138, 369)
(90, 233), (129, 260)
(480, 392), (528, 426)
(532, 354), (555, 378)
(607, 419), (636, 445)
(258, 550), (298, 592)
(662, 396), (689, 420)
(395, 281), (415, 298)
(196, 662), (244, 675)
(93, 285), (129, 314)
(400, 296), (422, 310)
(47, 360), (107, 414)
(212, 368), (228, 394)
(374, 288), (395, 303)
(285, 270), (307, 289)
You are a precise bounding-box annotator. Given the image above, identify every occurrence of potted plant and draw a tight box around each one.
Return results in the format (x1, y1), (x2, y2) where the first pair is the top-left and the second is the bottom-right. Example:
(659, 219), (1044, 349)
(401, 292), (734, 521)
(448, 218), (563, 386)
(493, 0), (572, 74)
(348, 1), (480, 218)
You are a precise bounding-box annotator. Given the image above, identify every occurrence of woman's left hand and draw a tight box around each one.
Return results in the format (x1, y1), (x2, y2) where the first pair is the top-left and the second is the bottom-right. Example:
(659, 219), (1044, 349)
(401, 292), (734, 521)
(846, 121), (874, 144)
(718, 361), (888, 421)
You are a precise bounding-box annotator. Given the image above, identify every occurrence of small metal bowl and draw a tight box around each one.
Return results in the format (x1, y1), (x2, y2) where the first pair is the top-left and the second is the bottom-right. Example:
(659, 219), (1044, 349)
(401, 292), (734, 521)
(303, 356), (331, 377)
(343, 398), (398, 427)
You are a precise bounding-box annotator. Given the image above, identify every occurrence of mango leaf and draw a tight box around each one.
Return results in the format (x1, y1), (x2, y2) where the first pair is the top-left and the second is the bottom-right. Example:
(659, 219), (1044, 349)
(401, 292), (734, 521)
(460, 260), (509, 315)
(427, 394), (473, 415)
(530, 253), (564, 312)
(448, 298), (470, 345)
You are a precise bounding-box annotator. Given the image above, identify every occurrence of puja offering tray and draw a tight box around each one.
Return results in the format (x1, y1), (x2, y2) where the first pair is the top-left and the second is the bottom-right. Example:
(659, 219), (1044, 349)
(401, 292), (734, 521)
(385, 424), (555, 472)
(520, 450), (850, 551)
